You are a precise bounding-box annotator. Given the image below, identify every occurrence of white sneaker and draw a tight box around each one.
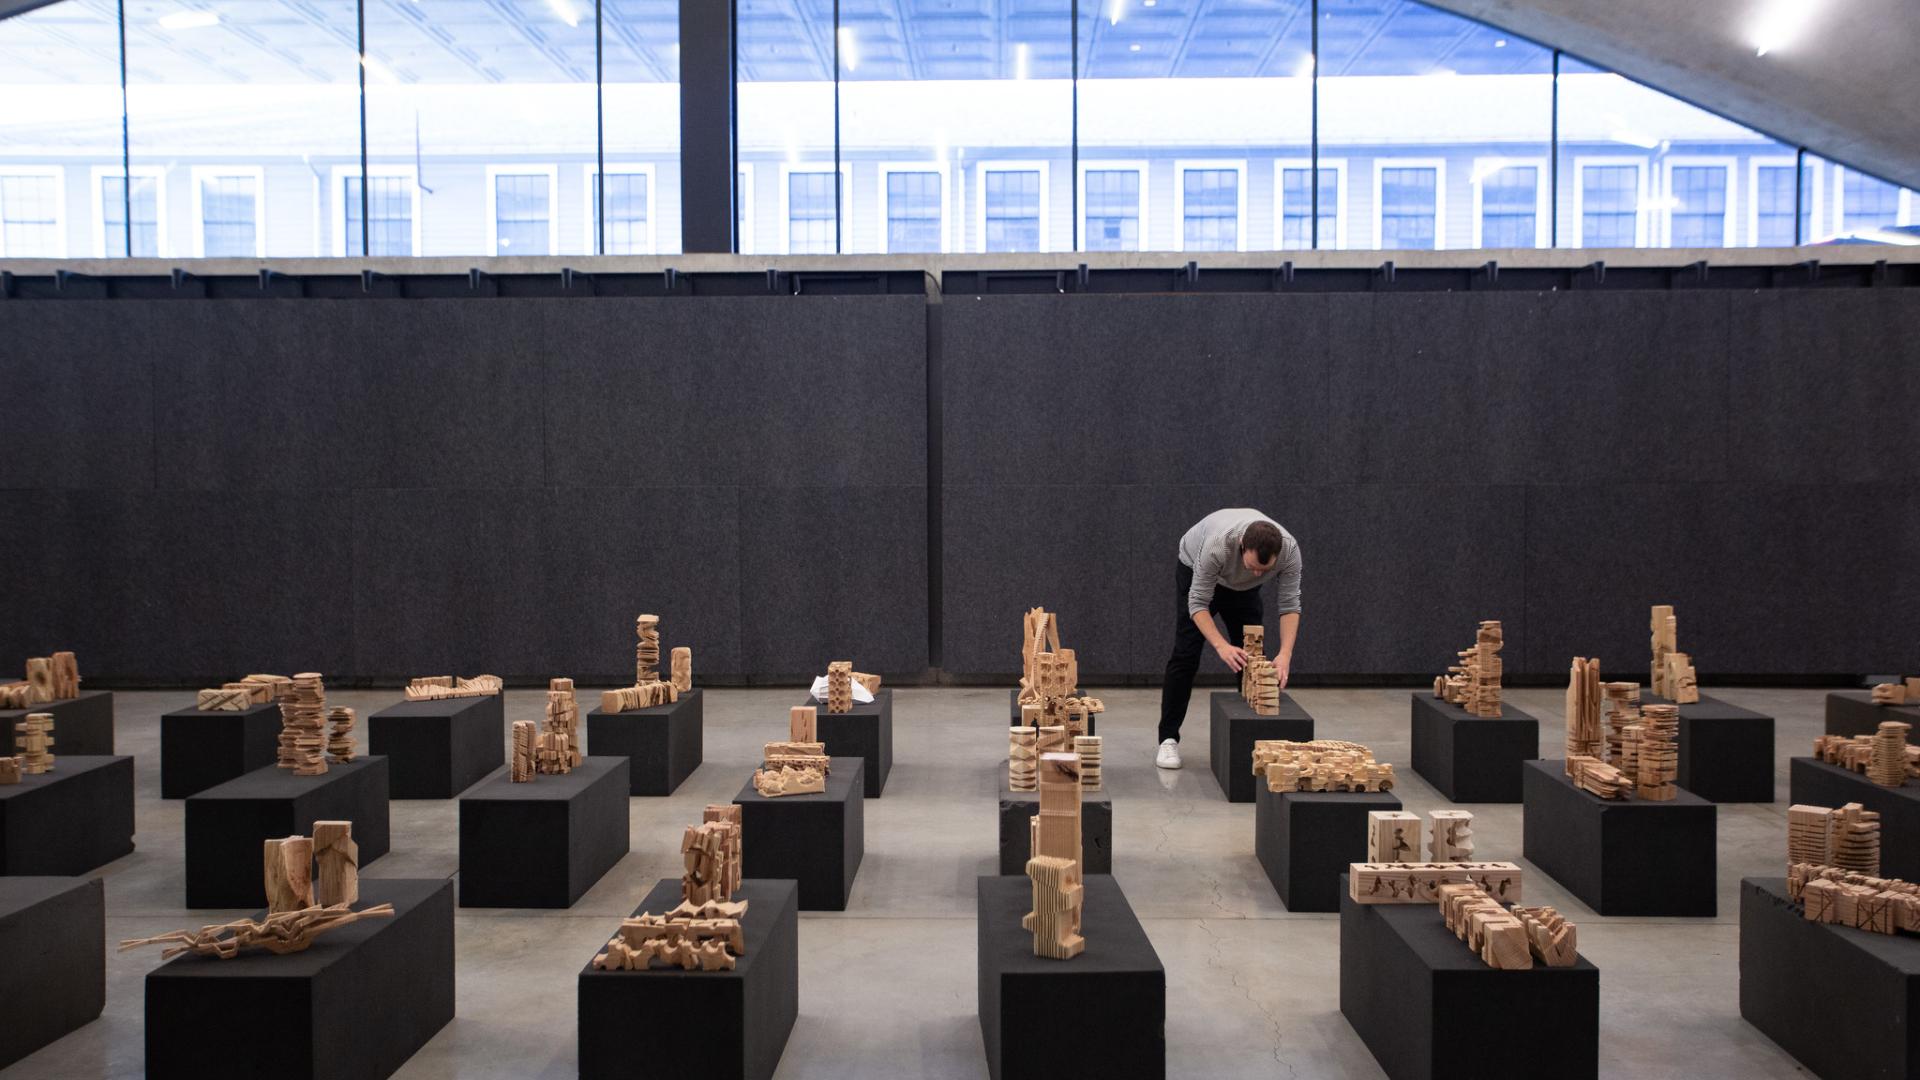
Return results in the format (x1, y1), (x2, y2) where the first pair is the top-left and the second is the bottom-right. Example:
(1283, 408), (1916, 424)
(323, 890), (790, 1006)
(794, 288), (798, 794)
(1155, 738), (1182, 770)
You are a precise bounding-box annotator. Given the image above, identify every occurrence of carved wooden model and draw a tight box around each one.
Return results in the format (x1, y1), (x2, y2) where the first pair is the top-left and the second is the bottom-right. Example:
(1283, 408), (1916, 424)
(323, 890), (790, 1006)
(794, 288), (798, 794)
(1037, 724), (1067, 756)
(523, 678), (584, 775)
(824, 661), (855, 714)
(671, 648), (692, 694)
(1566, 754), (1632, 799)
(1428, 810), (1475, 862)
(277, 673), (329, 775)
(1789, 803), (1880, 875)
(510, 720), (535, 782)
(682, 805), (743, 905)
(1009, 726), (1038, 791)
(1075, 735), (1103, 792)
(263, 835), (314, 914)
(753, 705), (829, 796)
(1788, 864), (1920, 936)
(0, 757), (18, 784)
(1434, 621), (1504, 717)
(14, 713), (54, 774)
(636, 614), (661, 682)
(241, 674), (293, 701)
(1016, 607), (1106, 737)
(1875, 683), (1911, 706)
(1631, 704), (1678, 801)
(1649, 605), (1699, 703)
(1348, 861), (1525, 904)
(601, 614), (686, 714)
(1437, 882), (1534, 969)
(325, 706), (356, 764)
(1601, 682), (1640, 767)
(118, 903), (396, 960)
(1813, 726), (1920, 786)
(592, 900), (749, 972)
(1241, 625), (1281, 715)
(1023, 752), (1085, 960)
(1565, 657), (1603, 763)
(196, 687), (253, 711)
(1253, 739), (1396, 793)
(0, 651), (74, 708)
(404, 675), (503, 700)
(1367, 811), (1422, 863)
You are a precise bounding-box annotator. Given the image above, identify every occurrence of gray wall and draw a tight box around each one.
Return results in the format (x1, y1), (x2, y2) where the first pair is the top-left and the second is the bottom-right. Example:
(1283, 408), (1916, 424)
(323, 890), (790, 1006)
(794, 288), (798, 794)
(3, 286), (1917, 684)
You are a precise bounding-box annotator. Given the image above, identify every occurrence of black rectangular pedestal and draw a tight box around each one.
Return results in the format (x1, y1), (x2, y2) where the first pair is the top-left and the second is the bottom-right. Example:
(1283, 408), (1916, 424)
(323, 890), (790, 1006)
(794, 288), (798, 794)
(1408, 694), (1538, 803)
(1740, 876), (1920, 1080)
(734, 758), (864, 911)
(1255, 784), (1401, 912)
(587, 689), (703, 796)
(998, 772), (1112, 875)
(1825, 690), (1920, 742)
(1210, 691), (1315, 803)
(459, 756), (630, 908)
(0, 876), (105, 1070)
(1006, 688), (1098, 736)
(0, 756), (135, 875)
(145, 878), (453, 1080)
(369, 693), (504, 799)
(1340, 877), (1598, 1080)
(184, 757), (391, 908)
(803, 690), (892, 798)
(160, 701), (282, 799)
(1789, 756), (1920, 881)
(578, 877), (799, 1080)
(0, 690), (115, 756)
(977, 873), (1164, 1080)
(1521, 760), (1716, 916)
(1644, 692), (1775, 803)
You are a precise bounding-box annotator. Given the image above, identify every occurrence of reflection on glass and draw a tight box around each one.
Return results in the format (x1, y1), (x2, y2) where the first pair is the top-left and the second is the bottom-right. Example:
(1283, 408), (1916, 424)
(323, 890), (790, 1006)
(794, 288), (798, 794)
(1580, 164), (1639, 247)
(492, 172), (554, 255)
(346, 175), (415, 256)
(1083, 167), (1140, 251)
(600, 0), (679, 253)
(1478, 165), (1538, 247)
(984, 169), (1042, 252)
(197, 172), (262, 257)
(103, 174), (162, 257)
(1668, 164), (1727, 246)
(1279, 166), (1337, 250)
(1181, 167), (1240, 251)
(1379, 166), (1438, 249)
(0, 173), (63, 256)
(883, 169), (943, 253)
(740, 0), (837, 253)
(1840, 169), (1902, 232)
(0, 0), (124, 258)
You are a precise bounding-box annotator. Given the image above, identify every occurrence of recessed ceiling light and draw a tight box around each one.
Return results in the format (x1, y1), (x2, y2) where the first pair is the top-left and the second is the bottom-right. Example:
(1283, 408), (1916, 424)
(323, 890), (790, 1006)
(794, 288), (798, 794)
(1129, 42), (1141, 51)
(1752, 0), (1825, 55)
(158, 10), (218, 30)
(1494, 38), (1507, 47)
(1144, 0), (1156, 6)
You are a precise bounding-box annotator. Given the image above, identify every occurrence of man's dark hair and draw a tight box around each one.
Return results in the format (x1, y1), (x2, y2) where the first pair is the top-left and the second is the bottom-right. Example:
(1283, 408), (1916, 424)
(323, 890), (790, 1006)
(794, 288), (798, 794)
(1242, 521), (1283, 563)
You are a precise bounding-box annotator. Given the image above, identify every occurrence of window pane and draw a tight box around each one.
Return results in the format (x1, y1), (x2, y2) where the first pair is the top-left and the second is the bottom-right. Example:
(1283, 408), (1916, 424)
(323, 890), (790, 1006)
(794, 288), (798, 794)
(1320, 0), (1551, 250)
(592, 172), (652, 255)
(1752, 163), (1801, 247)
(1083, 168), (1140, 252)
(0, 0), (123, 259)
(345, 175), (414, 256)
(1182, 168), (1239, 251)
(984, 170), (1041, 253)
(1668, 165), (1727, 247)
(885, 170), (943, 254)
(101, 175), (161, 257)
(600, 1), (680, 253)
(199, 174), (259, 257)
(365, 0), (595, 256)
(1079, 0), (1309, 251)
(1478, 164), (1537, 248)
(1829, 164), (1915, 240)
(1580, 164), (1638, 247)
(739, 0), (837, 253)
(1280, 167), (1338, 250)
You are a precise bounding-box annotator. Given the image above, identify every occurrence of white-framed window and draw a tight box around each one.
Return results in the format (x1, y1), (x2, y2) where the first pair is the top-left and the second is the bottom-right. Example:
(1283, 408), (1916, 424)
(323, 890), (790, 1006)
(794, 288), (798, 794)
(484, 165), (559, 256)
(91, 165), (165, 258)
(1173, 159), (1247, 253)
(1572, 156), (1648, 248)
(777, 163), (849, 255)
(1470, 157), (1547, 249)
(1372, 158), (1446, 250)
(1274, 159), (1344, 251)
(737, 166), (754, 254)
(583, 163), (657, 255)
(1661, 156), (1736, 247)
(0, 165), (67, 259)
(876, 161), (949, 255)
(1748, 156), (1818, 247)
(1077, 160), (1148, 253)
(329, 165), (420, 257)
(190, 166), (266, 258)
(976, 160), (1049, 253)
(1834, 165), (1911, 235)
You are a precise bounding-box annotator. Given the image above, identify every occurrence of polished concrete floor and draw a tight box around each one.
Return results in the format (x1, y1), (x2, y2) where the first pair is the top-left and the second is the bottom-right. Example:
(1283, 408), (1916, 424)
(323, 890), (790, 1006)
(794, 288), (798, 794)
(10, 685), (1827, 1079)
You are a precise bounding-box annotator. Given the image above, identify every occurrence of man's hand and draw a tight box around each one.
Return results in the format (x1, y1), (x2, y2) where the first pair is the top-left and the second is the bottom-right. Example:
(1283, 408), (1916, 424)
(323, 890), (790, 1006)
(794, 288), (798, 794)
(1276, 656), (1291, 689)
(1215, 642), (1249, 672)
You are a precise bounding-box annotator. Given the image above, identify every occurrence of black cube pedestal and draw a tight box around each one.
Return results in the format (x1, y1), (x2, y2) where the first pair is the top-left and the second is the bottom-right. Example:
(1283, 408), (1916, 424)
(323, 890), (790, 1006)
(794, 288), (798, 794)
(369, 693), (504, 799)
(1643, 692), (1775, 803)
(1211, 691), (1315, 803)
(160, 701), (282, 799)
(977, 874), (1164, 1080)
(1740, 876), (1920, 1080)
(0, 691), (115, 756)
(802, 690), (892, 798)
(1521, 760), (1716, 916)
(587, 689), (703, 796)
(1789, 756), (1920, 881)
(0, 876), (105, 1070)
(578, 878), (799, 1080)
(1825, 690), (1920, 742)
(145, 878), (453, 1080)
(1006, 689), (1097, 736)
(1340, 878), (1598, 1080)
(1408, 694), (1537, 803)
(459, 756), (629, 908)
(184, 758), (390, 908)
(734, 759), (864, 911)
(1255, 784), (1401, 912)
(997, 772), (1112, 875)
(0, 756), (135, 875)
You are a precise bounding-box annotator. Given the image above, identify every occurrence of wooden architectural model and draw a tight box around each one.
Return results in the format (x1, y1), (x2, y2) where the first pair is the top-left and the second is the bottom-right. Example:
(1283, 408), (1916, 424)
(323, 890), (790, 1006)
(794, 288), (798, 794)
(1601, 681), (1641, 766)
(1650, 605), (1699, 704)
(0, 757), (18, 784)
(1433, 621), (1504, 717)
(1075, 735), (1103, 791)
(593, 806), (751, 972)
(1813, 723), (1920, 787)
(1023, 752), (1086, 960)
(1016, 607), (1106, 737)
(533, 679), (583, 775)
(195, 687), (254, 711)
(1241, 624), (1282, 715)
(1348, 861), (1525, 904)
(1565, 657), (1603, 761)
(1787, 864), (1920, 936)
(601, 614), (688, 714)
(1875, 683), (1910, 706)
(1565, 657), (1653, 800)
(1789, 803), (1880, 875)
(826, 661), (854, 713)
(277, 673), (330, 775)
(753, 706), (828, 796)
(1437, 882), (1534, 969)
(510, 720), (535, 782)
(1428, 810), (1475, 862)
(0, 651), (78, 708)
(1009, 726), (1037, 791)
(325, 705), (357, 764)
(1367, 811), (1422, 863)
(404, 675), (503, 700)
(13, 713), (54, 774)
(1631, 704), (1678, 801)
(1566, 756), (1633, 799)
(1346, 859), (1572, 970)
(121, 821), (390, 960)
(1252, 739), (1396, 793)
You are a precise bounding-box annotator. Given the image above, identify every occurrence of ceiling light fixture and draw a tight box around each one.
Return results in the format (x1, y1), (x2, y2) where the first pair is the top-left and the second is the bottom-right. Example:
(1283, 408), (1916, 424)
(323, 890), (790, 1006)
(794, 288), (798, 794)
(1109, 0), (1124, 25)
(158, 10), (219, 30)
(1015, 42), (1030, 80)
(1494, 38), (1507, 47)
(1129, 42), (1141, 52)
(838, 27), (858, 70)
(1752, 0), (1824, 55)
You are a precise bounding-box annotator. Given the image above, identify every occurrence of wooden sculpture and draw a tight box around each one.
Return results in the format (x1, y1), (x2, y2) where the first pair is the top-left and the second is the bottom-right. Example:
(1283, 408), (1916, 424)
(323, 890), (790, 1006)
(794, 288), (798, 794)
(1565, 657), (1603, 764)
(1601, 682), (1640, 766)
(1253, 739), (1395, 793)
(0, 652), (76, 708)
(277, 673), (329, 775)
(0, 757), (18, 784)
(1434, 621), (1504, 717)
(825, 661), (854, 714)
(1788, 864), (1920, 936)
(1428, 810), (1475, 862)
(671, 648), (693, 694)
(1566, 755), (1632, 799)
(1009, 727), (1038, 791)
(636, 614), (661, 681)
(1875, 683), (1910, 706)
(1023, 752), (1085, 960)
(404, 675), (503, 700)
(14, 713), (54, 774)
(1631, 704), (1678, 801)
(1075, 735), (1103, 792)
(536, 678), (583, 774)
(595, 806), (750, 972)
(682, 805), (743, 905)
(1789, 803), (1880, 875)
(510, 720), (535, 782)
(1367, 811), (1422, 863)
(263, 835), (314, 914)
(196, 687), (253, 711)
(1649, 605), (1699, 703)
(1348, 861), (1525, 904)
(1242, 625), (1281, 715)
(1016, 607), (1106, 737)
(1813, 726), (1920, 786)
(118, 904), (395, 960)
(325, 706), (356, 764)
(601, 614), (685, 714)
(753, 706), (828, 796)
(1437, 882), (1534, 969)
